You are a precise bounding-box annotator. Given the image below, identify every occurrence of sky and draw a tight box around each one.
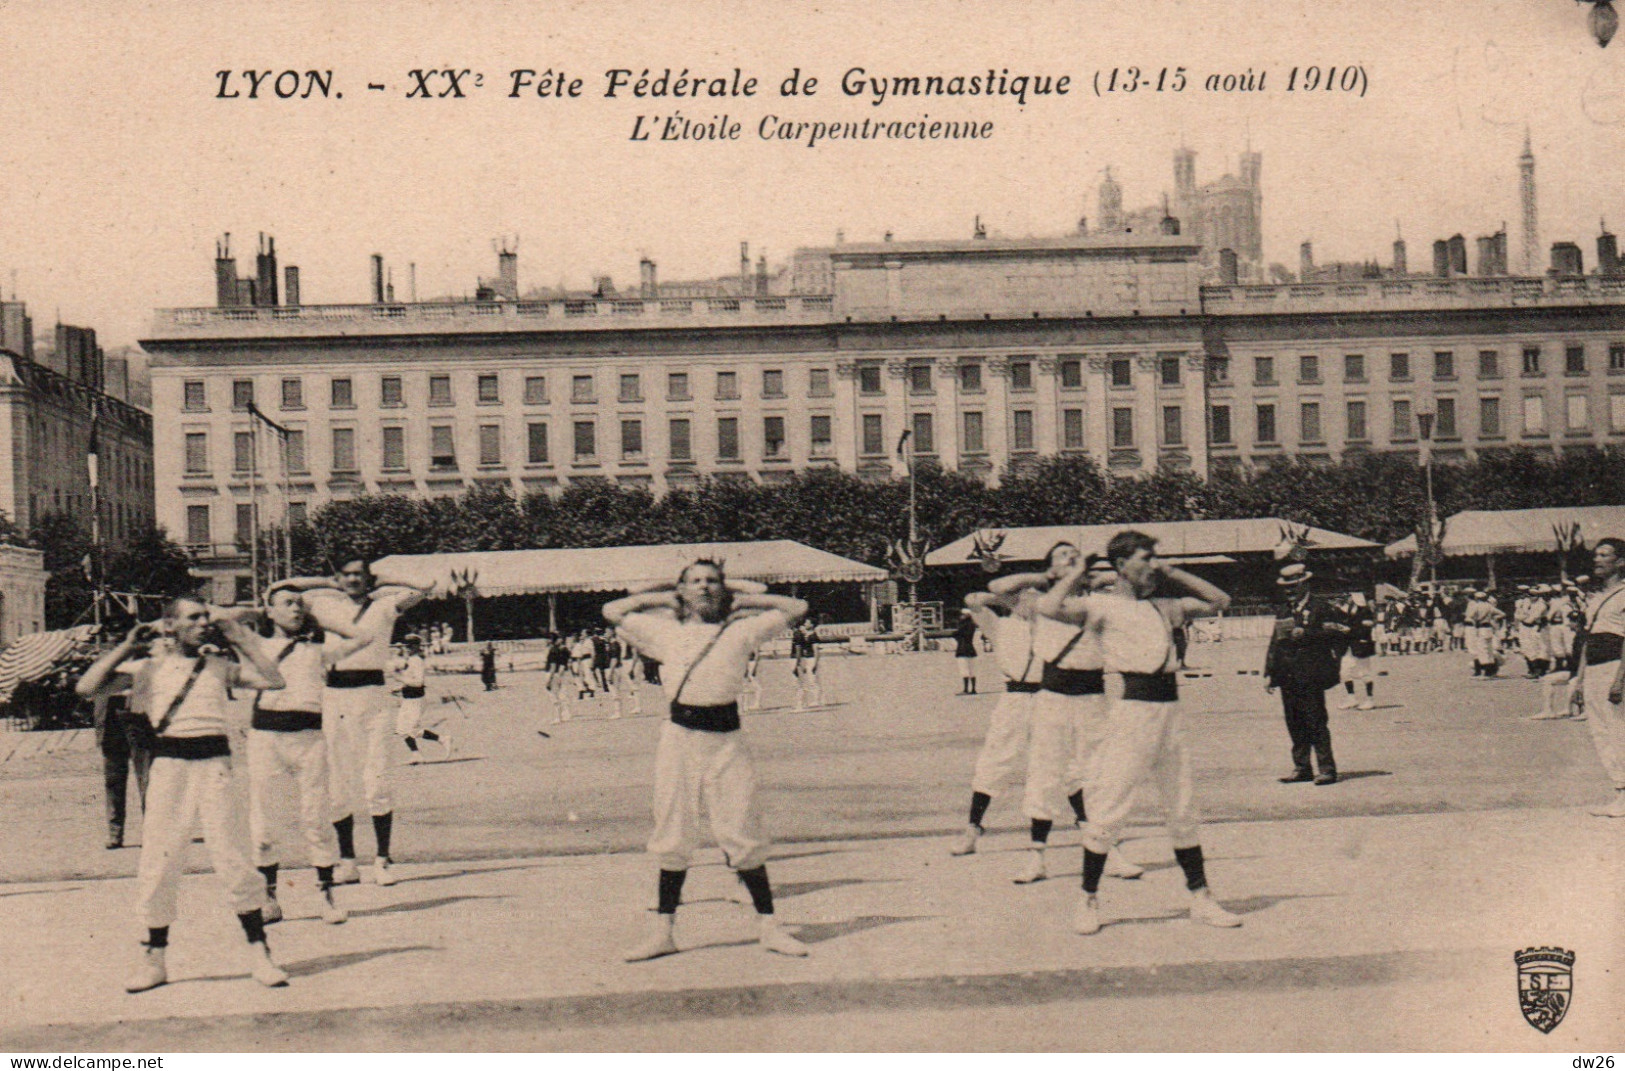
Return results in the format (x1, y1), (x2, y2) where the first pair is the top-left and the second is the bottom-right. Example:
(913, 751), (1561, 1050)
(2, 0), (1624, 346)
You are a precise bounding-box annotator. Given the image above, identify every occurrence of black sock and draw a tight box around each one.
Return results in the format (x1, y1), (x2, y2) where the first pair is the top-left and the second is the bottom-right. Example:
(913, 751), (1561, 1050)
(1067, 790), (1087, 823)
(1173, 845), (1208, 891)
(404, 737), (419, 751)
(1365, 682), (1374, 697)
(258, 864), (278, 896)
(1030, 818), (1053, 845)
(334, 815), (355, 859)
(1081, 849), (1108, 894)
(1344, 681), (1355, 695)
(968, 791), (992, 828)
(316, 865), (335, 890)
(146, 926), (169, 949)
(372, 812), (394, 860)
(657, 869), (687, 914)
(237, 909), (267, 944)
(970, 679), (976, 694)
(736, 865), (774, 915)
(422, 729), (439, 742)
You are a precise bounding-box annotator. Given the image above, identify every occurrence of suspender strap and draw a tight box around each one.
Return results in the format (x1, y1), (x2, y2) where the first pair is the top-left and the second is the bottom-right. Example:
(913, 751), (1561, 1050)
(153, 657), (208, 736)
(1047, 626), (1088, 669)
(252, 636), (306, 715)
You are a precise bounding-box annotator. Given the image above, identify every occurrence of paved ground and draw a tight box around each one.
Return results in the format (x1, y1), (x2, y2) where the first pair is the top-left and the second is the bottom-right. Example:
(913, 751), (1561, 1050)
(0, 640), (1620, 1050)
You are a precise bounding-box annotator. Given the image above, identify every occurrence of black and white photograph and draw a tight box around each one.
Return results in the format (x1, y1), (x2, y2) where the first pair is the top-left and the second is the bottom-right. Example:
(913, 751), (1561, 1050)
(0, 0), (1622, 1055)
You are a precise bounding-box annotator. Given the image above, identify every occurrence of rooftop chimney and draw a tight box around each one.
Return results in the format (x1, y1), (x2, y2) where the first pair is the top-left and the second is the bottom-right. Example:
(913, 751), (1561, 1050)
(639, 257), (658, 299)
(254, 233), (279, 307)
(496, 238), (519, 300)
(1475, 235), (1497, 277)
(1432, 239), (1450, 277)
(755, 253), (768, 296)
(284, 265), (300, 307)
(1299, 240), (1314, 280)
(1447, 234), (1468, 276)
(1550, 241), (1584, 277)
(739, 241), (750, 293)
(1392, 236), (1408, 276)
(370, 254), (385, 304)
(215, 234), (239, 308)
(1599, 224), (1619, 276)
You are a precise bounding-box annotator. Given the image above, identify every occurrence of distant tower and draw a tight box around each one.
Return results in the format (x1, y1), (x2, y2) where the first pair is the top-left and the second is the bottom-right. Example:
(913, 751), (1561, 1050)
(1098, 167), (1124, 231)
(1520, 129), (1539, 275)
(1173, 146), (1196, 201)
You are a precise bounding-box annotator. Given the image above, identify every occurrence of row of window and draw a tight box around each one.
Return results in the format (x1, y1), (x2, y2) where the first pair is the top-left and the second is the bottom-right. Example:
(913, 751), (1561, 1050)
(1210, 346), (1625, 387)
(180, 355), (1197, 416)
(180, 403), (1194, 479)
(1211, 392), (1625, 446)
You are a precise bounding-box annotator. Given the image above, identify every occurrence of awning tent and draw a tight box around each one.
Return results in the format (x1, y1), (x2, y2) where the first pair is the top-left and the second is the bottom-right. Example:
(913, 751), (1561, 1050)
(926, 518), (1377, 567)
(1384, 506), (1625, 559)
(0, 625), (98, 704)
(374, 540), (888, 597)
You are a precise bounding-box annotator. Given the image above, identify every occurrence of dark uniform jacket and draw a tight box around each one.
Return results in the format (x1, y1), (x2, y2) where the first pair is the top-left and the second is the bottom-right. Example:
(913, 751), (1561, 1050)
(1265, 593), (1346, 692)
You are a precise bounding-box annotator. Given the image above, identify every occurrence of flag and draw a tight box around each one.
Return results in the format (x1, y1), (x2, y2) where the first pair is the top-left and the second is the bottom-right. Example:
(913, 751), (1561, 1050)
(86, 413), (99, 491)
(247, 402), (289, 439)
(896, 428), (912, 460)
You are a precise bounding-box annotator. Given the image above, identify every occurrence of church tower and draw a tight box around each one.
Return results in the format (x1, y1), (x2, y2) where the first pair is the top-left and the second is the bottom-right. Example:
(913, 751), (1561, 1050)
(1099, 167), (1124, 231)
(1520, 129), (1539, 275)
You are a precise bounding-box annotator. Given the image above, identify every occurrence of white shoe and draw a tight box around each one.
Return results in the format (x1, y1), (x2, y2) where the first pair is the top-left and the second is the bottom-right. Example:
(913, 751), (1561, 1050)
(1072, 894), (1102, 935)
(1588, 794), (1625, 818)
(758, 917), (810, 957)
(1188, 888), (1243, 928)
(948, 825), (980, 856)
(333, 859), (361, 885)
(406, 752), (422, 765)
(1106, 855), (1144, 880)
(124, 945), (167, 993)
(372, 859), (397, 887)
(1012, 849), (1047, 885)
(1338, 697), (1358, 710)
(624, 915), (678, 962)
(319, 887), (348, 925)
(261, 898), (283, 924)
(247, 941), (289, 987)
(1356, 699), (1375, 711)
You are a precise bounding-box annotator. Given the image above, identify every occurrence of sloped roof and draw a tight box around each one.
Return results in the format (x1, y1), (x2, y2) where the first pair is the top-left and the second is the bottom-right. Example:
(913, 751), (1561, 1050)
(928, 518), (1375, 566)
(374, 540), (887, 597)
(1385, 506), (1625, 559)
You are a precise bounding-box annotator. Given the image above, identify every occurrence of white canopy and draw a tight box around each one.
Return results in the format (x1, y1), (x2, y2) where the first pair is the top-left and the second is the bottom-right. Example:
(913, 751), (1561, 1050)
(375, 540), (888, 597)
(1385, 506), (1625, 559)
(927, 518), (1376, 567)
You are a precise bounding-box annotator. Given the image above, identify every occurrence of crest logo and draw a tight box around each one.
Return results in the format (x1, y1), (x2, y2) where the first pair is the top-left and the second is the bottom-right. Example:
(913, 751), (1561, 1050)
(1516, 946), (1575, 1033)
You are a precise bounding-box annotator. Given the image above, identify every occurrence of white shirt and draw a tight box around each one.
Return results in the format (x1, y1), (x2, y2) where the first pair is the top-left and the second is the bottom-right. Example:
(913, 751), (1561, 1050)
(992, 613), (1042, 682)
(396, 653), (426, 688)
(618, 609), (789, 706)
(1586, 583), (1625, 637)
(256, 634), (325, 712)
(1033, 612), (1104, 671)
(1087, 593), (1186, 675)
(134, 652), (241, 738)
(309, 592), (406, 671)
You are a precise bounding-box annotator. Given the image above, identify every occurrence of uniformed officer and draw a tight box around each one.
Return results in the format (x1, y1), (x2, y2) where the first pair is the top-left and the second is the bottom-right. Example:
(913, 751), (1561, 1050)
(1264, 563), (1346, 786)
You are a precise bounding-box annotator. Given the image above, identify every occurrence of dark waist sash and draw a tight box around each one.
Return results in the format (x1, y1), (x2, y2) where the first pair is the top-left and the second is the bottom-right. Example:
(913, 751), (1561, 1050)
(1121, 671), (1179, 703)
(327, 669), (387, 689)
(669, 700), (741, 733)
(401, 685), (426, 699)
(153, 735), (231, 760)
(1041, 664), (1106, 696)
(252, 709), (323, 732)
(1586, 633), (1623, 665)
(1004, 680), (1042, 694)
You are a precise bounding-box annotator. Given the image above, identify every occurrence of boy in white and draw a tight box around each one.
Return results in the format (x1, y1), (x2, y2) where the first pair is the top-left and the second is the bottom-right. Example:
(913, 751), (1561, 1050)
(1073, 530), (1242, 936)
(283, 559), (431, 887)
(605, 561), (810, 961)
(250, 586), (354, 925)
(394, 638), (445, 761)
(1571, 538), (1625, 817)
(77, 599), (290, 992)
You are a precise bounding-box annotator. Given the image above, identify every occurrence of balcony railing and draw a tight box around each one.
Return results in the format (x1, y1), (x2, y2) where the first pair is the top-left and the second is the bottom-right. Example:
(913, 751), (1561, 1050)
(1202, 275), (1625, 315)
(150, 294), (838, 339)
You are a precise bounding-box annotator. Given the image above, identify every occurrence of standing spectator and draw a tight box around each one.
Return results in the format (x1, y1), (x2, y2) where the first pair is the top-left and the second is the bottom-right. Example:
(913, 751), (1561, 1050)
(952, 610), (979, 695)
(1265, 563), (1346, 785)
(1338, 592), (1377, 711)
(479, 642), (498, 692)
(95, 689), (154, 850)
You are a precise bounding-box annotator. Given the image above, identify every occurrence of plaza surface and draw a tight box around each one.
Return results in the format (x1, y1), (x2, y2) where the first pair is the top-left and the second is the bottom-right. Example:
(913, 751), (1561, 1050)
(0, 639), (1620, 1051)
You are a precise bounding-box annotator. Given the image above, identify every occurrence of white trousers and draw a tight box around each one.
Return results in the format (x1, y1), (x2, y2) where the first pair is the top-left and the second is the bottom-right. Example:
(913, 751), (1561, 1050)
(395, 696), (424, 735)
(1025, 689), (1109, 822)
(1519, 625), (1550, 662)
(248, 729), (340, 868)
(1083, 698), (1202, 854)
(648, 721), (769, 872)
(1583, 666), (1625, 790)
(325, 685), (393, 819)
(135, 754), (266, 929)
(970, 689), (1034, 797)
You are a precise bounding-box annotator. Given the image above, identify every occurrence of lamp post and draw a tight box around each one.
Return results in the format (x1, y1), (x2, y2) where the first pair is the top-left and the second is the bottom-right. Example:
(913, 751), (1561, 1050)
(1417, 409), (1438, 586)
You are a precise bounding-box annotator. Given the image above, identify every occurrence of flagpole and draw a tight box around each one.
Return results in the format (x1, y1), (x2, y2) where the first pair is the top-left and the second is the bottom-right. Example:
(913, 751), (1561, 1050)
(87, 400), (102, 631)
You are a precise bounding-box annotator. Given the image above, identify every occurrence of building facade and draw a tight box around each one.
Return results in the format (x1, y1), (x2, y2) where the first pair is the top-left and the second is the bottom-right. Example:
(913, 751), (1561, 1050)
(143, 229), (1625, 601)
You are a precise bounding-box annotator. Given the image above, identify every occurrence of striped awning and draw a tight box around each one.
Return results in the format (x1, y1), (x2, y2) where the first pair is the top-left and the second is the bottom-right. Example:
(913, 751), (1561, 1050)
(1385, 506), (1625, 559)
(0, 626), (98, 703)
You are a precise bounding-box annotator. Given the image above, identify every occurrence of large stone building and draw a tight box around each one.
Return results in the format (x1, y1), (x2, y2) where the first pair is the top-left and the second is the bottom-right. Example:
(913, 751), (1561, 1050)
(143, 205), (1625, 601)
